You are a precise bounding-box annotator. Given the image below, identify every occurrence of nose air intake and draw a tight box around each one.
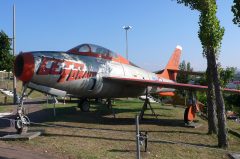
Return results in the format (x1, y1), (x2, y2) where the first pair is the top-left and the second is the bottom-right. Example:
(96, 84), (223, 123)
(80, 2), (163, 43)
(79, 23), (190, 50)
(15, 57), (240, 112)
(14, 53), (35, 82)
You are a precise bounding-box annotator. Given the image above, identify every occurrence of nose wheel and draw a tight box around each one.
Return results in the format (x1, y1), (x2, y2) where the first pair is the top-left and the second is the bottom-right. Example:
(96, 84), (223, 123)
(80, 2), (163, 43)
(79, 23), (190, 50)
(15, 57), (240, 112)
(15, 115), (30, 134)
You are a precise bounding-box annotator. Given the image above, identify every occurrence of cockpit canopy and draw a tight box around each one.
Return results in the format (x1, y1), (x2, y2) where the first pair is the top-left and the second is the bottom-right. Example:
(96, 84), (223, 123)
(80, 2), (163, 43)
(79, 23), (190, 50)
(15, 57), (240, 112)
(67, 43), (118, 58)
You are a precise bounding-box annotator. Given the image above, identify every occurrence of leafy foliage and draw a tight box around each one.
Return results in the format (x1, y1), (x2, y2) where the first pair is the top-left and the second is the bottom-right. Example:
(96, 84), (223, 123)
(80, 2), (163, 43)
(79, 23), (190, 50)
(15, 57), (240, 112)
(195, 75), (207, 106)
(175, 0), (208, 11)
(196, 66), (236, 109)
(198, 6), (225, 58)
(218, 66), (236, 87)
(176, 60), (193, 83)
(176, 60), (193, 99)
(0, 31), (13, 72)
(224, 94), (240, 111)
(232, 0), (240, 26)
(175, 0), (224, 57)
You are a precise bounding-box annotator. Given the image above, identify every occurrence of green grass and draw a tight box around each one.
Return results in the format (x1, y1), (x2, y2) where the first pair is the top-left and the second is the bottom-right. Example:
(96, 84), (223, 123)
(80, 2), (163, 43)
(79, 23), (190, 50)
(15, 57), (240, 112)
(0, 105), (14, 112)
(5, 98), (240, 159)
(228, 119), (240, 132)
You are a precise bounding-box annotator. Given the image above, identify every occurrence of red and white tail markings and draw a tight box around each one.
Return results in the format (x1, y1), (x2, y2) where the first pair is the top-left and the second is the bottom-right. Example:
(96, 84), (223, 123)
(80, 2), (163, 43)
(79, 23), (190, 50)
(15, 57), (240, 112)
(157, 45), (182, 81)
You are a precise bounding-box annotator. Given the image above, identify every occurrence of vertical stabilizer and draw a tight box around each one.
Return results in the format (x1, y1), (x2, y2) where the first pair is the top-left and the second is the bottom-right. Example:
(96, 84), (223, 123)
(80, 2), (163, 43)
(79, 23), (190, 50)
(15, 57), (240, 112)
(158, 45), (182, 81)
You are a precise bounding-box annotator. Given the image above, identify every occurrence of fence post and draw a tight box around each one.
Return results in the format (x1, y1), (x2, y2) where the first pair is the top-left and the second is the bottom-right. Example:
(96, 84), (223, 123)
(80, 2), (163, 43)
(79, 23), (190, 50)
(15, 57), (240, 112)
(136, 115), (141, 159)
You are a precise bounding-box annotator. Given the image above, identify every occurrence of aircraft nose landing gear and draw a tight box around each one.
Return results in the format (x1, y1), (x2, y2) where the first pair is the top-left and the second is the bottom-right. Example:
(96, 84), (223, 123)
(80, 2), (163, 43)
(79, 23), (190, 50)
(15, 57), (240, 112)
(15, 108), (30, 134)
(15, 84), (30, 134)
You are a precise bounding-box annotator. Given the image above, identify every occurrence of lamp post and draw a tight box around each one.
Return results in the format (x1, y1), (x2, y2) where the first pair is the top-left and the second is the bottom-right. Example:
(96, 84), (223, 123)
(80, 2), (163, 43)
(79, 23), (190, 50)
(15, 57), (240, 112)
(123, 26), (132, 60)
(13, 4), (17, 104)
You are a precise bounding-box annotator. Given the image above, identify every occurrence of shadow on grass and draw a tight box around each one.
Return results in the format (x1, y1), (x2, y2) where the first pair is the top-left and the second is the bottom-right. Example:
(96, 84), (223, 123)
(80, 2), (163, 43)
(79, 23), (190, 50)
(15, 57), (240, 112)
(42, 131), (218, 150)
(0, 104), (186, 131)
(146, 130), (206, 135)
(0, 156), (15, 159)
(150, 139), (218, 149)
(43, 132), (135, 142)
(25, 104), (185, 127)
(108, 149), (136, 153)
(0, 130), (15, 136)
(0, 99), (186, 134)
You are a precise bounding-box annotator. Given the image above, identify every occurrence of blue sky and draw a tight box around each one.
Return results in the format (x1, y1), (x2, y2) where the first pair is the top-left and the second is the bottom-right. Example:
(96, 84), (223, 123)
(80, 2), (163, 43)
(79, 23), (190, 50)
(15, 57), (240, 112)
(0, 0), (239, 71)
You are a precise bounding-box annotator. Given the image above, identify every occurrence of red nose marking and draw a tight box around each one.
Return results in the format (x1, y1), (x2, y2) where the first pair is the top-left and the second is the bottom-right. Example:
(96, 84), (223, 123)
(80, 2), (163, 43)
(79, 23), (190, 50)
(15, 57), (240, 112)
(14, 53), (34, 82)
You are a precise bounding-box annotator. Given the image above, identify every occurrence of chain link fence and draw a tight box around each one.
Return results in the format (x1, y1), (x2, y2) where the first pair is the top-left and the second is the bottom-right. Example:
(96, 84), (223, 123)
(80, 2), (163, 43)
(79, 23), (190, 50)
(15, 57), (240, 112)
(0, 71), (13, 104)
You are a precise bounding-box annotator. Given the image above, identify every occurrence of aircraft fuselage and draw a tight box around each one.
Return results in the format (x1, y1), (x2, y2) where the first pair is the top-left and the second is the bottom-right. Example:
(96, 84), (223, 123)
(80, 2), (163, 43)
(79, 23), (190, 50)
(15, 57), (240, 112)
(15, 50), (174, 98)
(13, 43), (183, 134)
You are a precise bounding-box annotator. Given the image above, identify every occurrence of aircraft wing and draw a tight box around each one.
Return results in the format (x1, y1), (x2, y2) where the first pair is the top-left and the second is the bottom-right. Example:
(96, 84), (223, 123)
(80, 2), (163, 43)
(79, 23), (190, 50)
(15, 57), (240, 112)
(103, 76), (240, 94)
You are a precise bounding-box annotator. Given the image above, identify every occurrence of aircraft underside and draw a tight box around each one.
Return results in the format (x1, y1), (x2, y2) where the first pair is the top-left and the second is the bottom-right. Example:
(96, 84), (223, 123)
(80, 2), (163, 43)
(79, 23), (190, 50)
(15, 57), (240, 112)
(29, 79), (149, 98)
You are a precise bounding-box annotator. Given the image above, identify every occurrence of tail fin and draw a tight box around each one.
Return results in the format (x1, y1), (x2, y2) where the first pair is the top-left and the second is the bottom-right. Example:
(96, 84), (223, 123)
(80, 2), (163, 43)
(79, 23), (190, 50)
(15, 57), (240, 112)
(157, 45), (182, 81)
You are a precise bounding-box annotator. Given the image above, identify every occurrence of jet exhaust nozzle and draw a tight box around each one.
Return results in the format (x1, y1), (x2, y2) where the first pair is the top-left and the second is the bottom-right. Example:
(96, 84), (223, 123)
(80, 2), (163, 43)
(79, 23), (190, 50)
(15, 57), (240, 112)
(14, 53), (35, 82)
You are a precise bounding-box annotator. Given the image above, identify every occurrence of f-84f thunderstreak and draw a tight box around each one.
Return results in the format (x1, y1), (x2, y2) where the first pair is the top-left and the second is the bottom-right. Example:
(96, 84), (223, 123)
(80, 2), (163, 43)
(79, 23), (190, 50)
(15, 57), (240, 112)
(14, 43), (239, 133)
(15, 44), (183, 101)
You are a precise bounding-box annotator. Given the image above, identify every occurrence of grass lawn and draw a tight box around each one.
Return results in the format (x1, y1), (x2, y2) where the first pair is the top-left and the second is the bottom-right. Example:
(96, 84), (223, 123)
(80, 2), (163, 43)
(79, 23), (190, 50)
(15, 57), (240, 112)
(0, 105), (14, 113)
(228, 119), (240, 133)
(4, 99), (240, 159)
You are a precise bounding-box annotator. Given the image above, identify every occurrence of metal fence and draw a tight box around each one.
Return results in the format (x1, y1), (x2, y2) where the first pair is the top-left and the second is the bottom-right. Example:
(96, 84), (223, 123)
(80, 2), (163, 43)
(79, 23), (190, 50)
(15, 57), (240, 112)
(0, 71), (13, 90)
(0, 71), (13, 104)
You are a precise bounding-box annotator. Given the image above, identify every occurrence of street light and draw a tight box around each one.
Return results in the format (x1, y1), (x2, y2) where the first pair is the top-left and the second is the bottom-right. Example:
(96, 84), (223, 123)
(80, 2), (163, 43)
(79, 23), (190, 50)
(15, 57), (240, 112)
(13, 4), (17, 104)
(123, 26), (132, 60)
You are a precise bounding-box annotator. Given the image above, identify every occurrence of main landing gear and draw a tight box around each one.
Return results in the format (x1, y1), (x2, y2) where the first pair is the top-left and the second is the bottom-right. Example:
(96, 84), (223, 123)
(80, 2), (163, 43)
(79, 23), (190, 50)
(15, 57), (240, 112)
(184, 91), (200, 127)
(78, 98), (90, 112)
(105, 98), (116, 118)
(15, 84), (30, 134)
(78, 98), (116, 118)
(139, 89), (158, 120)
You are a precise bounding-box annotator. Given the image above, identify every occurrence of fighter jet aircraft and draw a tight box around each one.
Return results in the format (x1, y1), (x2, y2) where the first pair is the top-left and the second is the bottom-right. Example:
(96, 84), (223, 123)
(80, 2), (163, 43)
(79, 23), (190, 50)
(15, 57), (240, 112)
(14, 44), (183, 106)
(13, 43), (240, 133)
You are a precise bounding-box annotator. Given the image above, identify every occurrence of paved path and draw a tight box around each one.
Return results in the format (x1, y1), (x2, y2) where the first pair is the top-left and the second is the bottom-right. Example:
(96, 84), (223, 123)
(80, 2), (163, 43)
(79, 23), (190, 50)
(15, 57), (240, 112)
(0, 141), (58, 159)
(0, 98), (61, 159)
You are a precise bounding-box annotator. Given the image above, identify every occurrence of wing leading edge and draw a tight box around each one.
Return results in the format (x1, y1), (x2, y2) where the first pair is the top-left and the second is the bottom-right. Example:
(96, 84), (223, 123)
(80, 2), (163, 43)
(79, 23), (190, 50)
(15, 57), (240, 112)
(103, 76), (240, 94)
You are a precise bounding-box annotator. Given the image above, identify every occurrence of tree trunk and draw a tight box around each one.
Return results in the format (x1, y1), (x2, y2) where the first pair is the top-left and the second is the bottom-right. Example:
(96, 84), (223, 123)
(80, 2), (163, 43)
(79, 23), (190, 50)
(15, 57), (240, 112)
(206, 66), (218, 134)
(207, 51), (228, 148)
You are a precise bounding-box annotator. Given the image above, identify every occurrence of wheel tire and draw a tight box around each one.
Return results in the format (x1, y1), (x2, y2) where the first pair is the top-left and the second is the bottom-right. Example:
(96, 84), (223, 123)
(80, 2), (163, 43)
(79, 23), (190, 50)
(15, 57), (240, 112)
(184, 107), (190, 124)
(15, 116), (29, 134)
(15, 119), (23, 134)
(80, 100), (90, 112)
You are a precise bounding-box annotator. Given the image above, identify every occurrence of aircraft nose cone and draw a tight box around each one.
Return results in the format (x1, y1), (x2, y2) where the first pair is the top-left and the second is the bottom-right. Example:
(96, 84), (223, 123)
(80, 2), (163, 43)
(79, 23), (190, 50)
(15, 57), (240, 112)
(14, 53), (35, 82)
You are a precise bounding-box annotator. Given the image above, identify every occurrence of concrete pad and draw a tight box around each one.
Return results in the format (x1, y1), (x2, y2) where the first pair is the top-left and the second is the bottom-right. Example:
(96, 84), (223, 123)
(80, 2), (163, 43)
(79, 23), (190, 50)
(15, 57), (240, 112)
(0, 131), (41, 141)
(184, 122), (202, 128)
(0, 112), (12, 117)
(229, 153), (240, 159)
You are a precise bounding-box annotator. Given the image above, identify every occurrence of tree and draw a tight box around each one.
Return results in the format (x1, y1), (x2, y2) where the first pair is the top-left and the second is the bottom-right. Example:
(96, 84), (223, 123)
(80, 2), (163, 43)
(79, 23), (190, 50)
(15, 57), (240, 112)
(177, 60), (193, 105)
(177, 60), (192, 83)
(232, 0), (240, 26)
(219, 66), (236, 88)
(175, 0), (228, 148)
(219, 67), (238, 111)
(0, 31), (13, 72)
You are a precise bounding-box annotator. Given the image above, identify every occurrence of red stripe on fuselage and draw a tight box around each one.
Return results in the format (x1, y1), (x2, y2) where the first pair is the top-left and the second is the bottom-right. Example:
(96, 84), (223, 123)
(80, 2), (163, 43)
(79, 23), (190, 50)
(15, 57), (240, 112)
(37, 57), (96, 83)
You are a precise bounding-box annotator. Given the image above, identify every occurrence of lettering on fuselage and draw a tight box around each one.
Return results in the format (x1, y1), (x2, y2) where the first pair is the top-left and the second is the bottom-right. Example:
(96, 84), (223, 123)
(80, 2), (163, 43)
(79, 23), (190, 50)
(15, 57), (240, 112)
(37, 57), (97, 82)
